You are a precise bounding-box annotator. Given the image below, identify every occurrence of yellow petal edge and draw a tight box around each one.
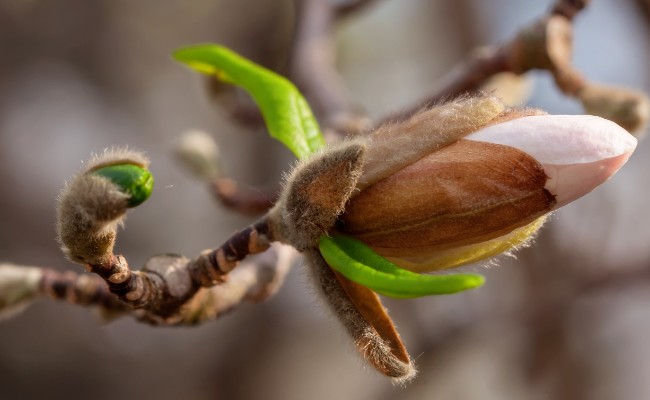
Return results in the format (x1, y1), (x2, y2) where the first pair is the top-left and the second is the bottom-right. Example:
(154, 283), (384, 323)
(387, 215), (548, 273)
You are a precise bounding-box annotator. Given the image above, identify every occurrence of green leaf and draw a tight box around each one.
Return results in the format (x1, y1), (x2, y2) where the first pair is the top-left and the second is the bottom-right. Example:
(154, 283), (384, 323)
(173, 44), (326, 159)
(319, 235), (485, 299)
(92, 164), (154, 208)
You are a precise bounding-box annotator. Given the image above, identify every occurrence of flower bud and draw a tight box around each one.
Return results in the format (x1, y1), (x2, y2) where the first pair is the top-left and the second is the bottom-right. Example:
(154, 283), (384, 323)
(338, 113), (636, 272)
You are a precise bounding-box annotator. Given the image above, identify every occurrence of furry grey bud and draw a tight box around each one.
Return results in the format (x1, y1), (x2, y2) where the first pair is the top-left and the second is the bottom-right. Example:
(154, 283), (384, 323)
(56, 148), (151, 266)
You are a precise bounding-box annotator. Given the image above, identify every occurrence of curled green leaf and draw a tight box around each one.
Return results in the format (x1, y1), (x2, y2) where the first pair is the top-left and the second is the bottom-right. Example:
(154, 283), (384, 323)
(173, 44), (326, 159)
(318, 235), (485, 299)
(92, 164), (154, 207)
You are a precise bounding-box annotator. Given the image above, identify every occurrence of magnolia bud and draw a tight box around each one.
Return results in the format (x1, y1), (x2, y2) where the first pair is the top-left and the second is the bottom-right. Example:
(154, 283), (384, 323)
(273, 98), (637, 272)
(338, 114), (636, 272)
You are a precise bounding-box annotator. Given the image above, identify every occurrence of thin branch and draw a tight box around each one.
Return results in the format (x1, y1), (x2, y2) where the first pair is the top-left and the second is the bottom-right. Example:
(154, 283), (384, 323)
(40, 268), (128, 313)
(332, 0), (382, 18)
(175, 130), (278, 216)
(391, 3), (588, 121)
(290, 0), (371, 136)
(638, 0), (650, 21)
(141, 244), (297, 325)
(210, 177), (277, 216)
(189, 216), (275, 286)
(206, 76), (266, 128)
(30, 244), (296, 325)
(551, 0), (591, 20)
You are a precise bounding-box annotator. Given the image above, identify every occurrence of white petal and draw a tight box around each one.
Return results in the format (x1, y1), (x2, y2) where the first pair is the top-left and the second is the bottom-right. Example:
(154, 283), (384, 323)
(466, 115), (637, 207)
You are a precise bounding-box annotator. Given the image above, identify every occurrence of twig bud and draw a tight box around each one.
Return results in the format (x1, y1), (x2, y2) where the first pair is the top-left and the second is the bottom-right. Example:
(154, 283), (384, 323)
(0, 264), (42, 320)
(174, 130), (222, 180)
(57, 148), (153, 265)
(578, 83), (650, 134)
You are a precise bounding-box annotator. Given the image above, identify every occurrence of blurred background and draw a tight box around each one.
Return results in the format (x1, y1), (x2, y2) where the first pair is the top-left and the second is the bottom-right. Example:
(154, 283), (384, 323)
(1, 0), (649, 399)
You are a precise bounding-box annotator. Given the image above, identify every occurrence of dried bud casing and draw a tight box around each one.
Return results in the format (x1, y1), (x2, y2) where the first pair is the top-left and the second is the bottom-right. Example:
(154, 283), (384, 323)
(305, 249), (416, 383)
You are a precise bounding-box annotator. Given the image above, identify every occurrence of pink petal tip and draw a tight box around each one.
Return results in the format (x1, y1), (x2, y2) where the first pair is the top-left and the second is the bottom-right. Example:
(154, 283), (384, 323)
(466, 115), (637, 207)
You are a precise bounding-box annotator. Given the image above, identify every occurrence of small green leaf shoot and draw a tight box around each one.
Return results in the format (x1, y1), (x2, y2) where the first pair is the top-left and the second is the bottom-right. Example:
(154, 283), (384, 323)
(319, 235), (485, 298)
(92, 164), (154, 207)
(173, 44), (326, 159)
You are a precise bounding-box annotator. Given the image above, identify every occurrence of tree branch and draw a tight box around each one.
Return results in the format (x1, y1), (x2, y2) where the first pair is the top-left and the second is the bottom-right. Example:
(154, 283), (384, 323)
(290, 0), (371, 137)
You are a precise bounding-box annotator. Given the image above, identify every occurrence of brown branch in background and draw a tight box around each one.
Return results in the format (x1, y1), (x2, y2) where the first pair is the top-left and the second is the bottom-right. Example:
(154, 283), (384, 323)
(290, 0), (371, 137)
(210, 177), (277, 216)
(206, 76), (266, 128)
(332, 0), (381, 19)
(388, 0), (587, 119)
(391, 0), (649, 133)
(143, 244), (296, 325)
(3, 243), (295, 326)
(189, 216), (274, 286)
(40, 268), (128, 313)
(76, 214), (275, 322)
(175, 130), (277, 216)
(638, 0), (650, 22)
(551, 0), (590, 20)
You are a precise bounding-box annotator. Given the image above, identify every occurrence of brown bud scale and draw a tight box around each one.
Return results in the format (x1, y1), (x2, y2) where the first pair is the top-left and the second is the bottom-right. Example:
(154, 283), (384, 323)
(340, 139), (556, 257)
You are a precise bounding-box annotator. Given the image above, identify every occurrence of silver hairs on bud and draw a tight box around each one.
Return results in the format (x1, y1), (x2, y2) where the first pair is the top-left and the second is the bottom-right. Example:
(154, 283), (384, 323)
(56, 148), (148, 265)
